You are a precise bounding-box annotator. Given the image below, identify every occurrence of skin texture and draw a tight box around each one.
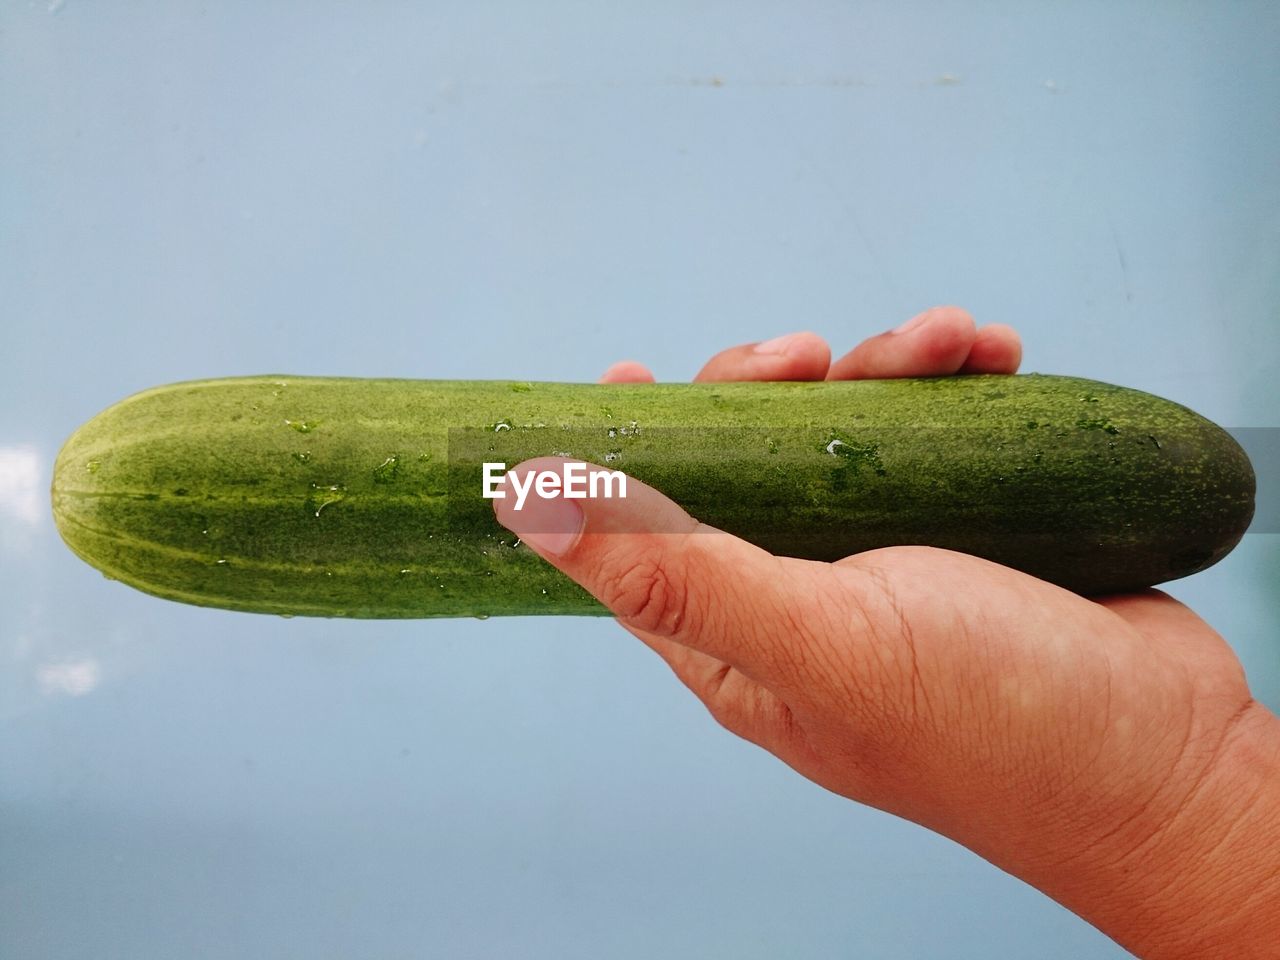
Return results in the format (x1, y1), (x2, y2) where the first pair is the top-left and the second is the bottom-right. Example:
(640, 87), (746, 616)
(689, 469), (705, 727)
(497, 306), (1280, 959)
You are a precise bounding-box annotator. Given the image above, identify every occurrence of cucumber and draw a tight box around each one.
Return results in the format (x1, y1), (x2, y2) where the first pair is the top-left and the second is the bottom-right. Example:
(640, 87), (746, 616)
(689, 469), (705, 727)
(50, 374), (1255, 617)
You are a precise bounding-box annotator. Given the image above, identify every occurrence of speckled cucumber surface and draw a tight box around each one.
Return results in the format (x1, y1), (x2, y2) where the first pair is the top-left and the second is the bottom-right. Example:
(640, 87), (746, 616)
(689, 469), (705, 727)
(51, 374), (1255, 618)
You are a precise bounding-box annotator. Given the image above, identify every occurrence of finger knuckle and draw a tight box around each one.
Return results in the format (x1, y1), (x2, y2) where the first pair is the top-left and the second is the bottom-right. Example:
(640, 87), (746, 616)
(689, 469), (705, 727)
(697, 666), (745, 730)
(600, 544), (696, 639)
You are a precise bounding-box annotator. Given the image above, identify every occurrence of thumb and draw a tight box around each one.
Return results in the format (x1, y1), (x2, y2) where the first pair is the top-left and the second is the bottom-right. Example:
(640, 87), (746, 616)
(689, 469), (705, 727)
(490, 456), (821, 691)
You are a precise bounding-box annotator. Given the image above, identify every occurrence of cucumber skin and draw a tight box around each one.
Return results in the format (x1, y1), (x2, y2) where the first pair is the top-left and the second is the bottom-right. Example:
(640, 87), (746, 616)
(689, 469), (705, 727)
(50, 374), (1255, 618)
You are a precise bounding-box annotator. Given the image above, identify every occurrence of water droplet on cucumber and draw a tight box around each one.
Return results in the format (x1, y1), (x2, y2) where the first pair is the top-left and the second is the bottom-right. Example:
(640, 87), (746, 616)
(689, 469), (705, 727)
(373, 455), (400, 483)
(306, 482), (346, 517)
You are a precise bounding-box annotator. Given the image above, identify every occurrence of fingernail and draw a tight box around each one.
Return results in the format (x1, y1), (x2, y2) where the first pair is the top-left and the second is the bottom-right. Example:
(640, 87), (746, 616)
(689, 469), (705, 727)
(753, 332), (802, 356)
(891, 311), (933, 335)
(494, 481), (585, 557)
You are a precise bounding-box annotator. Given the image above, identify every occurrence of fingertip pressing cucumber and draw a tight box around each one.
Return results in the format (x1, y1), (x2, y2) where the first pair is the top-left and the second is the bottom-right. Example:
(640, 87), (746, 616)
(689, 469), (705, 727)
(50, 374), (1255, 618)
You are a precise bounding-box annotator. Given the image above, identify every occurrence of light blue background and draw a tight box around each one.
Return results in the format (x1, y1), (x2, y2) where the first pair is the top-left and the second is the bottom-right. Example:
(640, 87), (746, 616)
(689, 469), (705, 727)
(3, 2), (1277, 957)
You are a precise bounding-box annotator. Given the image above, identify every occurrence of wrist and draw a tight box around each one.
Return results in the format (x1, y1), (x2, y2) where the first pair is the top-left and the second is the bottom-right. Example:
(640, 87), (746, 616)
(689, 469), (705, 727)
(1047, 701), (1280, 958)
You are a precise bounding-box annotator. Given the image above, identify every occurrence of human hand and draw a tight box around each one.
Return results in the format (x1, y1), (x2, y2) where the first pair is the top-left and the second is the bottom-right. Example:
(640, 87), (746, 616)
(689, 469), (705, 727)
(493, 307), (1280, 959)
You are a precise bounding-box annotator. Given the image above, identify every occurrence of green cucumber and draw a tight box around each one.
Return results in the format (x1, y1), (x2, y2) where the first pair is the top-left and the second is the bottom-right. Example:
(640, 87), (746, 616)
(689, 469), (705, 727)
(50, 374), (1255, 617)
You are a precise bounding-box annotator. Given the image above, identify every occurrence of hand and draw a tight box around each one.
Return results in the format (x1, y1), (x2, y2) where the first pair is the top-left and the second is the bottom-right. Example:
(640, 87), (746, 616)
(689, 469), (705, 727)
(493, 306), (1280, 959)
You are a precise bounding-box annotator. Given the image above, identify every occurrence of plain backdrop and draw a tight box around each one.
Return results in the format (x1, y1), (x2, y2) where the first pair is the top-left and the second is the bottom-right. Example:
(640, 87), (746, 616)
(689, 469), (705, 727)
(2, 2), (1277, 957)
